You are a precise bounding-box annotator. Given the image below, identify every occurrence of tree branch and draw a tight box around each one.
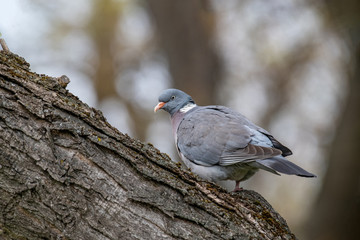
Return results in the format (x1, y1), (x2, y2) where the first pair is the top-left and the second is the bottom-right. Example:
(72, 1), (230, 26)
(0, 50), (295, 239)
(0, 38), (10, 52)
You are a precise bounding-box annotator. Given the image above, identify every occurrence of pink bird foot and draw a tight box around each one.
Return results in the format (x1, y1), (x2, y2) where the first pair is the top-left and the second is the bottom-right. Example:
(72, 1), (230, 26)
(233, 181), (243, 192)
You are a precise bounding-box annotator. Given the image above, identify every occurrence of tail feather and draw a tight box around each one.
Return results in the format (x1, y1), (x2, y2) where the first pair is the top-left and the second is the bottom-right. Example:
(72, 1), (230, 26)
(255, 156), (316, 177)
(249, 161), (280, 175)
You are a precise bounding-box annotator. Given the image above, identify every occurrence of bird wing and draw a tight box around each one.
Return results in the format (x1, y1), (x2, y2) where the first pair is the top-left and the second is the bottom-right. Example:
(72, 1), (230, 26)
(176, 106), (282, 167)
(257, 131), (293, 157)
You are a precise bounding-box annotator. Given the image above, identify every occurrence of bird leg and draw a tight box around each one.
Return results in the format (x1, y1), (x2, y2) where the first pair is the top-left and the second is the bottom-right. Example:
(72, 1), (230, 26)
(233, 181), (243, 192)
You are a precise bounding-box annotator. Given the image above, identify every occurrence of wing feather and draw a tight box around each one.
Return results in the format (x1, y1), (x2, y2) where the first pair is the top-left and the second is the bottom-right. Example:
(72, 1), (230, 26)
(176, 106), (284, 167)
(220, 144), (282, 166)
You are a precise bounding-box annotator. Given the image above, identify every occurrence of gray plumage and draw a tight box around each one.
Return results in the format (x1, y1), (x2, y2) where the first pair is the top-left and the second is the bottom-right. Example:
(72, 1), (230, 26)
(154, 89), (316, 191)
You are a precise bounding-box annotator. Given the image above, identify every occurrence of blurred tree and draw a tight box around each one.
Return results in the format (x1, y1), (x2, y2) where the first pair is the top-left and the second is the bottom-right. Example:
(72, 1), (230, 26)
(257, 42), (316, 128)
(306, 0), (360, 239)
(147, 0), (222, 105)
(84, 0), (222, 141)
(88, 0), (121, 101)
(86, 0), (152, 141)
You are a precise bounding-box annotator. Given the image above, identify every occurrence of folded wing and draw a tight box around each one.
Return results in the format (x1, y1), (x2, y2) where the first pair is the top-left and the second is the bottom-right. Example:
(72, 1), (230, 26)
(177, 106), (283, 167)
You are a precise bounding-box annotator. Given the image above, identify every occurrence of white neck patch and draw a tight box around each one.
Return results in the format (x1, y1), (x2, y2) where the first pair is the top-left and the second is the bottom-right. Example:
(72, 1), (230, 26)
(179, 103), (197, 113)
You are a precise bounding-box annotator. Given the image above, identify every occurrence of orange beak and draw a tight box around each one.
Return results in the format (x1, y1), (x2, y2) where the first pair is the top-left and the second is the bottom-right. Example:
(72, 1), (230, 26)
(154, 102), (165, 112)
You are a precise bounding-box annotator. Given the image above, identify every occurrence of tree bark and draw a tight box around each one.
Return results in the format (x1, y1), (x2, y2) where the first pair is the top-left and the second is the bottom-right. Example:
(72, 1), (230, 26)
(0, 50), (295, 239)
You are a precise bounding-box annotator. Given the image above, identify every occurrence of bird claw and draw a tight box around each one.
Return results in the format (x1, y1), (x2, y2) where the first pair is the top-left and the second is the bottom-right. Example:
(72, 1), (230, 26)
(232, 186), (243, 192)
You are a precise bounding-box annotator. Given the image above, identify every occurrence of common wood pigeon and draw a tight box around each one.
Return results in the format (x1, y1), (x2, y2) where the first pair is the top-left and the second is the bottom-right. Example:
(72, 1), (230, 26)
(154, 89), (316, 191)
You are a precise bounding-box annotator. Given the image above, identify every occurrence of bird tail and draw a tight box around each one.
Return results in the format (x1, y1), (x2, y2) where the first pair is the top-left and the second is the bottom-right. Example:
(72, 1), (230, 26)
(253, 156), (316, 177)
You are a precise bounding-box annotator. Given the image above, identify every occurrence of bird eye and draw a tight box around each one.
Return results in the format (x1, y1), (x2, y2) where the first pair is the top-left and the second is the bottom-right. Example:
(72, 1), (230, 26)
(170, 95), (175, 100)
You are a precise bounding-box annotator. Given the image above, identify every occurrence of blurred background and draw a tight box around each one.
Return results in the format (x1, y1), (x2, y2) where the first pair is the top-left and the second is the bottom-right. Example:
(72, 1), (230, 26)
(1, 0), (359, 239)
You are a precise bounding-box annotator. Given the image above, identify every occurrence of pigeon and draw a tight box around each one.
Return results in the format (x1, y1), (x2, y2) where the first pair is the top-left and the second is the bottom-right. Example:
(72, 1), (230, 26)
(154, 88), (316, 191)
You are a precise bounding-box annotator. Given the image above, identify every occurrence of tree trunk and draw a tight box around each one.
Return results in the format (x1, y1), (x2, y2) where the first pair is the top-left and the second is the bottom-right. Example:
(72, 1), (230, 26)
(147, 0), (222, 105)
(305, 1), (360, 239)
(0, 50), (295, 239)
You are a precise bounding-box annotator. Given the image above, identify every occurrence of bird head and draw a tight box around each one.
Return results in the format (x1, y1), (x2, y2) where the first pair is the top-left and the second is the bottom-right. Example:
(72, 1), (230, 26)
(154, 89), (195, 116)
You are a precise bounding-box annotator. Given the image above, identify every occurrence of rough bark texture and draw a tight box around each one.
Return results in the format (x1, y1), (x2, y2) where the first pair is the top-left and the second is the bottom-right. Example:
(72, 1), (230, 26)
(0, 50), (295, 239)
